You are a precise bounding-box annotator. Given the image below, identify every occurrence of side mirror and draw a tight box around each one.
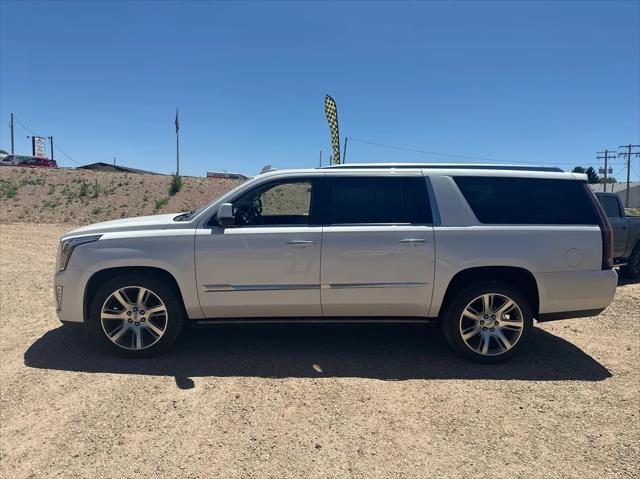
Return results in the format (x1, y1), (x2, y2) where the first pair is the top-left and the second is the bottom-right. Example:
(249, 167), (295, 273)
(217, 203), (235, 228)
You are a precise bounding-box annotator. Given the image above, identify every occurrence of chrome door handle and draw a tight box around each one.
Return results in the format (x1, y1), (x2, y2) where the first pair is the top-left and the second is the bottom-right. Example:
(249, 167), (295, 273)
(287, 240), (315, 248)
(398, 238), (427, 244)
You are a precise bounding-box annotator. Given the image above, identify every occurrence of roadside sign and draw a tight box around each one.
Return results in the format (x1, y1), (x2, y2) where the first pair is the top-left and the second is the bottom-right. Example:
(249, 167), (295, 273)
(32, 136), (47, 158)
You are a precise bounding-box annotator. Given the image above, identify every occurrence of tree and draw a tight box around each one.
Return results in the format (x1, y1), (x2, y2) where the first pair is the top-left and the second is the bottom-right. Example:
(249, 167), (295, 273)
(572, 166), (585, 174)
(584, 166), (600, 184)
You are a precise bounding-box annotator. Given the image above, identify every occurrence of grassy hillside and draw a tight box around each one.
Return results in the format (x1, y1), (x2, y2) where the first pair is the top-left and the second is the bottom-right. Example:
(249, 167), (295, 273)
(0, 167), (244, 225)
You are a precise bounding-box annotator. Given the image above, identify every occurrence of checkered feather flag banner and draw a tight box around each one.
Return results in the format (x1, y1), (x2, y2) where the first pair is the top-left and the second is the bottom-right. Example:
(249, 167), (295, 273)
(324, 95), (341, 164)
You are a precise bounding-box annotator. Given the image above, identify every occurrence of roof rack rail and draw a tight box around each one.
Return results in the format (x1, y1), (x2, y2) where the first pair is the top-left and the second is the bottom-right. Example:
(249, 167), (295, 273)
(260, 164), (277, 174)
(320, 163), (564, 173)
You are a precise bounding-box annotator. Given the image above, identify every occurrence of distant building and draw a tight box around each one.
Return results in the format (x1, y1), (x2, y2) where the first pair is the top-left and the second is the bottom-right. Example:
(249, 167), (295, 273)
(77, 162), (160, 175)
(590, 182), (640, 208)
(207, 171), (250, 180)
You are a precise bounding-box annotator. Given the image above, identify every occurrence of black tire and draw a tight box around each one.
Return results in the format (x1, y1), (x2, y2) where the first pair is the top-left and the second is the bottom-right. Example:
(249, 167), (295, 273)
(87, 273), (185, 357)
(620, 243), (640, 279)
(440, 281), (533, 363)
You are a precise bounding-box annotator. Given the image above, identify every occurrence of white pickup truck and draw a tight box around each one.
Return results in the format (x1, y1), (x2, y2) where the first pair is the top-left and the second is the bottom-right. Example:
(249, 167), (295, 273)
(54, 164), (618, 362)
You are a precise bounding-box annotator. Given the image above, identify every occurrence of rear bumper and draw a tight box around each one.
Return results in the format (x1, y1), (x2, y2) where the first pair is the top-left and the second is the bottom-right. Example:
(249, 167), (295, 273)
(536, 268), (617, 318)
(537, 308), (605, 322)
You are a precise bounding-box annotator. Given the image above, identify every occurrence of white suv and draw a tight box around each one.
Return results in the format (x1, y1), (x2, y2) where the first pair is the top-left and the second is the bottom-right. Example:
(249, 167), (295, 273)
(54, 164), (618, 362)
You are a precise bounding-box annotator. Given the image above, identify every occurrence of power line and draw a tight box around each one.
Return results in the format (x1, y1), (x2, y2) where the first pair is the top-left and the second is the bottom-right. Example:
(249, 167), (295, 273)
(348, 137), (580, 166)
(12, 114), (81, 165)
(348, 137), (502, 162)
(611, 166), (627, 179)
(12, 116), (38, 136)
(53, 143), (81, 165)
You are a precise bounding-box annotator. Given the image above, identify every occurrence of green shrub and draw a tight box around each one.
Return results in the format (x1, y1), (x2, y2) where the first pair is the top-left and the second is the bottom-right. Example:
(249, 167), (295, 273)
(79, 181), (90, 198)
(18, 177), (45, 186)
(169, 173), (183, 196)
(155, 197), (169, 211)
(92, 179), (101, 198)
(76, 179), (101, 200)
(0, 180), (19, 199)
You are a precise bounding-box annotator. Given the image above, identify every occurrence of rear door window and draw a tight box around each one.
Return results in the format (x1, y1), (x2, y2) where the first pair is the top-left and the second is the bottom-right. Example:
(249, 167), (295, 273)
(329, 176), (431, 224)
(453, 177), (599, 225)
(598, 195), (622, 218)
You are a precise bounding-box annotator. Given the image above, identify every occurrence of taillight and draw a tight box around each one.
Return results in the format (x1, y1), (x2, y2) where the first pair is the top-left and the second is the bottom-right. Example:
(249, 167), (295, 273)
(585, 185), (613, 269)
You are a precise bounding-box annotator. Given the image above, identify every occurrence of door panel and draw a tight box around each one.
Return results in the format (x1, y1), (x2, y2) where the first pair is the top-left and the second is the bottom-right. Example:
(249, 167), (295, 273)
(598, 194), (629, 258)
(195, 176), (322, 318)
(195, 226), (322, 317)
(608, 217), (629, 258)
(321, 226), (435, 316)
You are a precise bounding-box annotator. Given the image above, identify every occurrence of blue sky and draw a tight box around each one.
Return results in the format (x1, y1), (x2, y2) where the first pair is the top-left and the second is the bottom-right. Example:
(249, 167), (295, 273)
(1, 0), (638, 179)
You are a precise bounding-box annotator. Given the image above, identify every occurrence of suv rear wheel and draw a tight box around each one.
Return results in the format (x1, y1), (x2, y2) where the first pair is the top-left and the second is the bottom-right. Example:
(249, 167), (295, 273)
(87, 273), (185, 357)
(441, 282), (533, 363)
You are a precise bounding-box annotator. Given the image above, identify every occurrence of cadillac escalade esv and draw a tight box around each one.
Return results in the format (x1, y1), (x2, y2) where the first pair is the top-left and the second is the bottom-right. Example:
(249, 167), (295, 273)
(54, 164), (618, 362)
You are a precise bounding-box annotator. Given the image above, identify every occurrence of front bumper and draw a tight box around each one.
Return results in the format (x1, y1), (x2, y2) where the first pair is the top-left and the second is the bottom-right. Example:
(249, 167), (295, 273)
(54, 269), (90, 323)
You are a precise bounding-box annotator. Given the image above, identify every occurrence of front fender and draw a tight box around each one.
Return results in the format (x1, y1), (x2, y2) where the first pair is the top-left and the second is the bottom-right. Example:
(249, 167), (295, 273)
(68, 231), (203, 320)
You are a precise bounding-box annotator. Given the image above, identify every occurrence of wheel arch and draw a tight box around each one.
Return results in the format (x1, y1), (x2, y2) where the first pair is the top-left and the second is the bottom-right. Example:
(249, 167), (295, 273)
(84, 266), (187, 323)
(438, 266), (540, 318)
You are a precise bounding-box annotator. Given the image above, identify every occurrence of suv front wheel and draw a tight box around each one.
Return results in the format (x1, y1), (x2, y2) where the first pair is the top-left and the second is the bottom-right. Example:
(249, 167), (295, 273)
(441, 282), (533, 363)
(87, 273), (185, 357)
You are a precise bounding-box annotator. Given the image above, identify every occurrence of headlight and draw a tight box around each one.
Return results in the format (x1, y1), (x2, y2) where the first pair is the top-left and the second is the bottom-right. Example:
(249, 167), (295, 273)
(57, 235), (102, 271)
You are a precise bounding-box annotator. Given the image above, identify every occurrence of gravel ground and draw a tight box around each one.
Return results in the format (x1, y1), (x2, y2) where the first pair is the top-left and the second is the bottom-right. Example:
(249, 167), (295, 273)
(1, 223), (638, 478)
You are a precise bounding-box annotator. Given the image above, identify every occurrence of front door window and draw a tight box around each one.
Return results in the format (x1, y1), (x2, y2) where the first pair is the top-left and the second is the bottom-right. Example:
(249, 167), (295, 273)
(233, 180), (313, 226)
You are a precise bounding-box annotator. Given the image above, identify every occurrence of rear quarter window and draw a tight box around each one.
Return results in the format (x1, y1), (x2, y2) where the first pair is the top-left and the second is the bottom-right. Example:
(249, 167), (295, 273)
(453, 177), (599, 225)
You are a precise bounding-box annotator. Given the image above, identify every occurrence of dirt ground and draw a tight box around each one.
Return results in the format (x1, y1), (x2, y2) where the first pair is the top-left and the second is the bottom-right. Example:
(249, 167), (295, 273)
(0, 223), (638, 479)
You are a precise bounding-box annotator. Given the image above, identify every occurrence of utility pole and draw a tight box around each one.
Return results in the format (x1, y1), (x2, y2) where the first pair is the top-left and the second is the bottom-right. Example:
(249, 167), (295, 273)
(10, 113), (14, 154)
(342, 136), (348, 164)
(618, 144), (640, 207)
(597, 150), (616, 193)
(175, 108), (180, 176)
(319, 150), (322, 167)
(48, 136), (54, 161)
(113, 156), (116, 166)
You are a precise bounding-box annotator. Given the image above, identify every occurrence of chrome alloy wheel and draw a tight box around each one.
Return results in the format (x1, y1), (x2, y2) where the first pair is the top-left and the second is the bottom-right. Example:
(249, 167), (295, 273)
(459, 293), (524, 356)
(100, 286), (168, 351)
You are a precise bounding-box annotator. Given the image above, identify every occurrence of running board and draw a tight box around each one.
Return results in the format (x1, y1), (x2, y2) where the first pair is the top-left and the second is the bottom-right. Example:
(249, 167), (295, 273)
(192, 317), (438, 326)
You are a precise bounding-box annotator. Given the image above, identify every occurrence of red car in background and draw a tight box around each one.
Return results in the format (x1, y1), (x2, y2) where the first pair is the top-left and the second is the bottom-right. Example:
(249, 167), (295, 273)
(0, 155), (57, 168)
